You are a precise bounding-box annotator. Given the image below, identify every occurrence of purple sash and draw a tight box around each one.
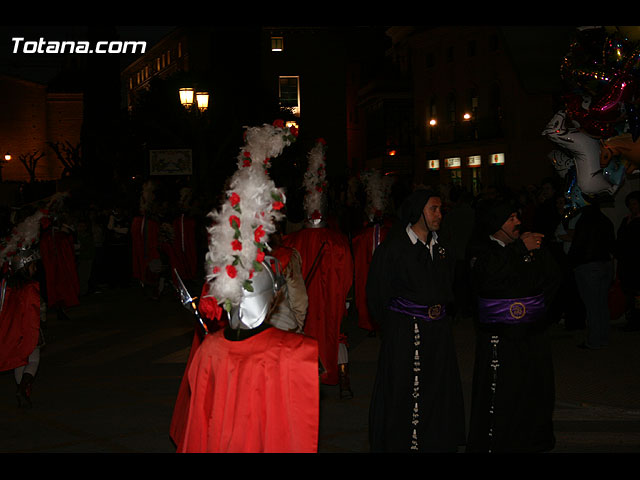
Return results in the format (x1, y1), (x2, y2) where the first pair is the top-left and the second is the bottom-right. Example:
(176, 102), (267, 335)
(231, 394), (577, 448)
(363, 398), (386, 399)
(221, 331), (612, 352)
(477, 293), (545, 325)
(388, 296), (446, 321)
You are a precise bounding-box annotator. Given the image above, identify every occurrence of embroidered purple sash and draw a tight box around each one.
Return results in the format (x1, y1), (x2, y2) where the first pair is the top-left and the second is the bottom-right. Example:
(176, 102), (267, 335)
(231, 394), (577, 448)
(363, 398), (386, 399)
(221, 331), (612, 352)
(388, 296), (446, 321)
(477, 293), (545, 324)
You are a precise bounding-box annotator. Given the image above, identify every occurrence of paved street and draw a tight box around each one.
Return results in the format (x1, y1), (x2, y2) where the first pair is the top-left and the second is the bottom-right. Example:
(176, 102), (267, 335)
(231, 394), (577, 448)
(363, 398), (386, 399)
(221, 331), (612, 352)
(1, 283), (640, 453)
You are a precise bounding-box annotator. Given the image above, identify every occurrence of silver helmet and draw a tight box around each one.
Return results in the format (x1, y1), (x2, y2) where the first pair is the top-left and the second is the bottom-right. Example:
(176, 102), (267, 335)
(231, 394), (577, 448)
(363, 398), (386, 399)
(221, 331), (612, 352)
(228, 255), (285, 330)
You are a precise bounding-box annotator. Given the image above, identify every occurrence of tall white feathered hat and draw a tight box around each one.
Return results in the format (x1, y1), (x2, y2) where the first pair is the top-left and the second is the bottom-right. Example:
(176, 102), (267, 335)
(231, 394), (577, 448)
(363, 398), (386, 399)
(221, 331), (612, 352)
(303, 138), (328, 227)
(204, 120), (298, 317)
(360, 168), (393, 222)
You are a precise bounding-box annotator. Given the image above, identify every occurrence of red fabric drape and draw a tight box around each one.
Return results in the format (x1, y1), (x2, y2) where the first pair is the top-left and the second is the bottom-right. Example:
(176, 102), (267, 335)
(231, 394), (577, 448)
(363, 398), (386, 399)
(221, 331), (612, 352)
(0, 281), (41, 372)
(352, 223), (389, 331)
(39, 229), (79, 308)
(177, 328), (319, 453)
(282, 227), (353, 385)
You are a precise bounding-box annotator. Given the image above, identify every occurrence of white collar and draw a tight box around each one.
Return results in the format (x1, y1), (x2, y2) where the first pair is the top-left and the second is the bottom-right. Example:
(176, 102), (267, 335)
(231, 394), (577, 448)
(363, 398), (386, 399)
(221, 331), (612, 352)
(406, 223), (438, 247)
(489, 234), (506, 247)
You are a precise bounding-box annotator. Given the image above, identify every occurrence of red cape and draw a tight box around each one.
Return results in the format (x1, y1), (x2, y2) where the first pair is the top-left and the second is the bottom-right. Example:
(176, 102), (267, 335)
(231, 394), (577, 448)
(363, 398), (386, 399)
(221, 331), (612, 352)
(39, 229), (79, 308)
(352, 223), (389, 331)
(177, 327), (319, 453)
(169, 330), (202, 448)
(0, 281), (41, 372)
(282, 227), (353, 385)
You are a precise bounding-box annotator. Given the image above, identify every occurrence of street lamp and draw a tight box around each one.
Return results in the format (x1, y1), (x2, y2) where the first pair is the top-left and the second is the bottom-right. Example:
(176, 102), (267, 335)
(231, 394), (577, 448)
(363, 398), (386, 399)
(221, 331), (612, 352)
(195, 91), (209, 112)
(179, 88), (194, 108)
(1, 152), (10, 182)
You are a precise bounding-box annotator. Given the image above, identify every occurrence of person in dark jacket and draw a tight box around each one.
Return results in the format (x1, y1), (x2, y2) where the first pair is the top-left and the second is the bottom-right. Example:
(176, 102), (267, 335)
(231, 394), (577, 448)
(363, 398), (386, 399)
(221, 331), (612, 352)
(568, 200), (616, 349)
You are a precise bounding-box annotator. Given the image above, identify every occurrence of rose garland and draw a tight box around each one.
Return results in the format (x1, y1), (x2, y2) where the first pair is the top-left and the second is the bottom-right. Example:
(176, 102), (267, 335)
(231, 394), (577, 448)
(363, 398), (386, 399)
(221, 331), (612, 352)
(303, 138), (328, 220)
(203, 120), (298, 314)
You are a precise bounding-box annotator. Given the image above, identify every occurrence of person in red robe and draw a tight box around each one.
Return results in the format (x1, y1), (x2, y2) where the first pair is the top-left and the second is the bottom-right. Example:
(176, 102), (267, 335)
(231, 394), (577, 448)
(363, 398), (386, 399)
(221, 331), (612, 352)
(1, 245), (43, 409)
(282, 217), (352, 386)
(351, 169), (394, 334)
(171, 120), (318, 452)
(39, 222), (79, 313)
(283, 139), (353, 389)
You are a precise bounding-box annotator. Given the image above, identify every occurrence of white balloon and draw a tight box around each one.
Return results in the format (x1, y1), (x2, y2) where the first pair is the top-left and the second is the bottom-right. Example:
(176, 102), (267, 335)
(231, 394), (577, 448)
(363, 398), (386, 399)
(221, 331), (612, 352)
(542, 111), (619, 195)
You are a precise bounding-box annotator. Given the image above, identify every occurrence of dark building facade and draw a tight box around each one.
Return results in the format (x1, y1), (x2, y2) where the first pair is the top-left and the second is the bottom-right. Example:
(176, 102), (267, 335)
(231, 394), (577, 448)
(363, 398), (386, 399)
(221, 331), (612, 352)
(120, 25), (576, 196)
(356, 26), (575, 194)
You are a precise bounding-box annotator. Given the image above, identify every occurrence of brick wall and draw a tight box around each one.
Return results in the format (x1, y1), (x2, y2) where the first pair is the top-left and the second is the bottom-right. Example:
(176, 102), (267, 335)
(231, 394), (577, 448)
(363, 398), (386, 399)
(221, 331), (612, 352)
(0, 74), (83, 182)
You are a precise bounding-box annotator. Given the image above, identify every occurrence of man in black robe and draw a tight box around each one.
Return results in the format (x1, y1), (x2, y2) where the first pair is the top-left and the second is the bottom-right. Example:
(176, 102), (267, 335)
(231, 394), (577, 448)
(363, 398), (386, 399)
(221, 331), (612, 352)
(366, 189), (465, 452)
(466, 200), (561, 453)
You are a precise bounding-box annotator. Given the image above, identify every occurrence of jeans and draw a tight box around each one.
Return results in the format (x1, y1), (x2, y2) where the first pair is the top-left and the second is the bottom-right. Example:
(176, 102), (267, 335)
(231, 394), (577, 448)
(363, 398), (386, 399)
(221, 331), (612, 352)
(574, 260), (613, 348)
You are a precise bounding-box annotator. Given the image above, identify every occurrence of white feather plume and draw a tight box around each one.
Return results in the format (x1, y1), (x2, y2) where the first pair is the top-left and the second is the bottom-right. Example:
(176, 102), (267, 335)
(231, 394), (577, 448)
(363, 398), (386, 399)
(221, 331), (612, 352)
(204, 122), (296, 310)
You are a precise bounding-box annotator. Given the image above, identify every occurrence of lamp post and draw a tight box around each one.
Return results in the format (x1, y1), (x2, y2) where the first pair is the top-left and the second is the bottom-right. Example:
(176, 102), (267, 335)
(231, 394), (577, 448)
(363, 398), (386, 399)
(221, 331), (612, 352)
(179, 87), (209, 113)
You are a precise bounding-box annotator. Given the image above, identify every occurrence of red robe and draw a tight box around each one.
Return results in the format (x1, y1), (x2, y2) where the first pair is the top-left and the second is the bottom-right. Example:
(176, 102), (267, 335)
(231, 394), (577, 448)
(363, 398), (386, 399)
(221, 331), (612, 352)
(131, 216), (160, 284)
(39, 228), (79, 308)
(352, 223), (390, 331)
(0, 281), (41, 372)
(283, 227), (353, 385)
(177, 327), (319, 453)
(169, 330), (202, 448)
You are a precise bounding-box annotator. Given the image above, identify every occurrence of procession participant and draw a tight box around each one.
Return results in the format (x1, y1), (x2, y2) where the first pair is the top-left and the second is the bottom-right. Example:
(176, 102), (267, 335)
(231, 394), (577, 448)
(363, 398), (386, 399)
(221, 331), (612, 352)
(131, 181), (165, 299)
(282, 139), (353, 391)
(38, 194), (79, 319)
(0, 209), (46, 408)
(466, 199), (561, 453)
(351, 168), (393, 334)
(169, 187), (198, 285)
(172, 121), (319, 453)
(366, 188), (465, 452)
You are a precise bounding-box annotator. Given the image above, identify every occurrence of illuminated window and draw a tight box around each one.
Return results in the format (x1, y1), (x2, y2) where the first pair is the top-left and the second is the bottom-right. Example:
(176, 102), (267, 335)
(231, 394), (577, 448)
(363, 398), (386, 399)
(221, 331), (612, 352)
(271, 36), (284, 52)
(279, 76), (300, 116)
(445, 157), (461, 169)
(490, 153), (505, 165)
(467, 155), (481, 167)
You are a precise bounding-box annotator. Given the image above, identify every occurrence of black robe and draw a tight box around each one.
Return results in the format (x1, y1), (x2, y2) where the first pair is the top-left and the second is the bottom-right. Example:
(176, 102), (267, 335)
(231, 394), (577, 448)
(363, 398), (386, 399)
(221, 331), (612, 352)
(366, 226), (465, 452)
(466, 236), (561, 453)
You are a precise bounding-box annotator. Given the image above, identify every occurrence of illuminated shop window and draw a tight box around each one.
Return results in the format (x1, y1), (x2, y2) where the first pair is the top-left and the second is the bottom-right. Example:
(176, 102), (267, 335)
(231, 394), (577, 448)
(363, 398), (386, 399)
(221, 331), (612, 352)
(490, 153), (505, 165)
(444, 157), (461, 169)
(427, 159), (440, 170)
(467, 155), (481, 168)
(279, 76), (300, 116)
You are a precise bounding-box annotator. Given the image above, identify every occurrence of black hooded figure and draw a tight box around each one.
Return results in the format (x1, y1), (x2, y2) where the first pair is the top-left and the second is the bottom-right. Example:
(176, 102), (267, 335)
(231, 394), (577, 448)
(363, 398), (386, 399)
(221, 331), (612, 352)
(466, 199), (561, 453)
(366, 189), (465, 452)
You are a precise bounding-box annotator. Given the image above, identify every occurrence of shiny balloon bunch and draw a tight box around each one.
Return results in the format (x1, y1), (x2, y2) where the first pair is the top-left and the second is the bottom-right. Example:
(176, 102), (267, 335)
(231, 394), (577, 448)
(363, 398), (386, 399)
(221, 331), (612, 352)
(543, 26), (640, 217)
